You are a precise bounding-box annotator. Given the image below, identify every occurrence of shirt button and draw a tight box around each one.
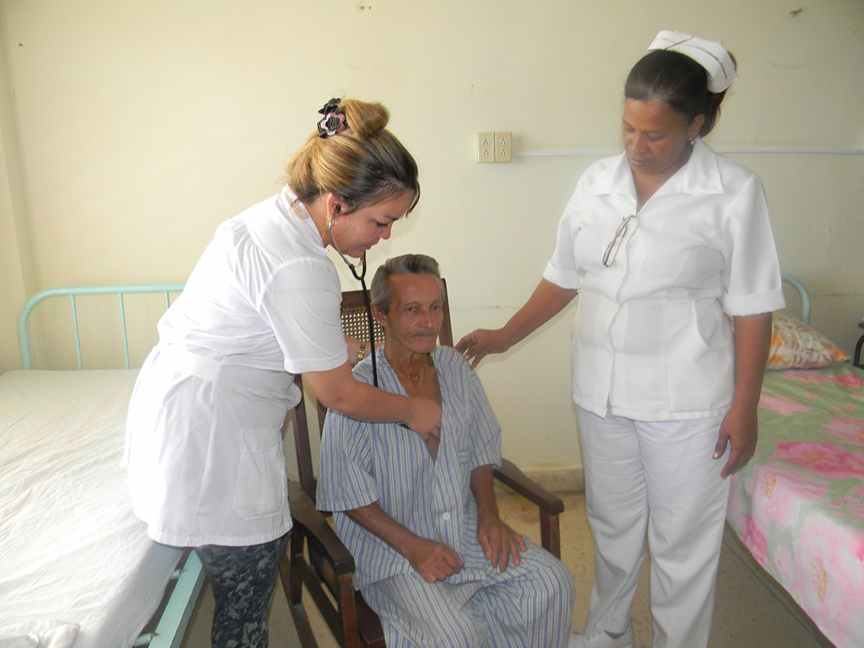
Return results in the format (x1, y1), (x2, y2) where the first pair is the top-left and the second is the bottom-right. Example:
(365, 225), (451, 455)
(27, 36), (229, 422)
(442, 512), (451, 521)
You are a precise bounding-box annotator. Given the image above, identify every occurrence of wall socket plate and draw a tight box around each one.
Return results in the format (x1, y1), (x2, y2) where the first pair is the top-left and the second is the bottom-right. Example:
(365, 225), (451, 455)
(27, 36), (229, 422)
(478, 132), (512, 163)
(478, 132), (495, 163)
(494, 132), (512, 162)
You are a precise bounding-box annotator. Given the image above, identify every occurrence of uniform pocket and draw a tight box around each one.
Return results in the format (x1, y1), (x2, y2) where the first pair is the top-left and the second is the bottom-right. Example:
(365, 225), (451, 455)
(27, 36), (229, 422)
(233, 426), (288, 519)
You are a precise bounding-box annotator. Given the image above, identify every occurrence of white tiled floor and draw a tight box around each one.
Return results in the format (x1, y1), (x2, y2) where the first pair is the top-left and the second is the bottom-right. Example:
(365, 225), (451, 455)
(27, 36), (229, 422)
(181, 491), (833, 648)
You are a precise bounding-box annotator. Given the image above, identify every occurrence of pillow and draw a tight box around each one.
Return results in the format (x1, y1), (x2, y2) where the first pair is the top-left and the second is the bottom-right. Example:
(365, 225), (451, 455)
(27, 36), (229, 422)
(766, 311), (850, 370)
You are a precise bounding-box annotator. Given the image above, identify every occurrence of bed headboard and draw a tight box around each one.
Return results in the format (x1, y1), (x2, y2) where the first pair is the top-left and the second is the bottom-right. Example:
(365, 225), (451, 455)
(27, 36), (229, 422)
(780, 274), (811, 325)
(18, 284), (184, 370)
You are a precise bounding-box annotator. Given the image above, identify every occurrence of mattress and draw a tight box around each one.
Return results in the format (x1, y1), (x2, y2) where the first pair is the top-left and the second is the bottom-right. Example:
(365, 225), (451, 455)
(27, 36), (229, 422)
(727, 362), (864, 648)
(0, 369), (183, 648)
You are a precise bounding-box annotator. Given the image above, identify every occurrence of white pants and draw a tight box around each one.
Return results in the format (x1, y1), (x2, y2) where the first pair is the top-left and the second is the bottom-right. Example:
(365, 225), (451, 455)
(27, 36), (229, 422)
(577, 408), (731, 648)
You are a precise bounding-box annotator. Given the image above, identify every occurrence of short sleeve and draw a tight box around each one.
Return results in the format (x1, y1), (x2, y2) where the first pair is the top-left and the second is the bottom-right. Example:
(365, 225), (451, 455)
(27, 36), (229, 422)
(543, 185), (584, 290)
(720, 175), (786, 315)
(258, 257), (349, 374)
(436, 347), (502, 470)
(315, 410), (380, 513)
(467, 367), (502, 470)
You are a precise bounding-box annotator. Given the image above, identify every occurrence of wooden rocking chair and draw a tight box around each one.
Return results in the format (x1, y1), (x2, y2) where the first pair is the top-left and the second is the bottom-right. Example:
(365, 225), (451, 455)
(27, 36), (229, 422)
(279, 281), (565, 647)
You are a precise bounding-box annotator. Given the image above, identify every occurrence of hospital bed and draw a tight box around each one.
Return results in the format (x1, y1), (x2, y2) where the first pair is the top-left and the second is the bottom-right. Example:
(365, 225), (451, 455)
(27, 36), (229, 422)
(725, 276), (864, 648)
(0, 285), (205, 648)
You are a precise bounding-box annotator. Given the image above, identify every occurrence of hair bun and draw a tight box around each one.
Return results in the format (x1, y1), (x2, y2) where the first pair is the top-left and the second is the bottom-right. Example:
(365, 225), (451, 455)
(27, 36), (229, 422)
(338, 99), (390, 139)
(286, 97), (418, 214)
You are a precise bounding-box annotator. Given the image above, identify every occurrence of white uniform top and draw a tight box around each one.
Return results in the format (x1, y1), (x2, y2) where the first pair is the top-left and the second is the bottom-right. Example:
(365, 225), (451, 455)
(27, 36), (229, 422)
(544, 139), (785, 421)
(157, 186), (347, 376)
(125, 186), (348, 547)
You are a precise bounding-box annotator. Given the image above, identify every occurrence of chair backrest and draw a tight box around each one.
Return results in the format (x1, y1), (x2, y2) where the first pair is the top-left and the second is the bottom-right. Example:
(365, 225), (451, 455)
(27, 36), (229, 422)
(291, 278), (452, 500)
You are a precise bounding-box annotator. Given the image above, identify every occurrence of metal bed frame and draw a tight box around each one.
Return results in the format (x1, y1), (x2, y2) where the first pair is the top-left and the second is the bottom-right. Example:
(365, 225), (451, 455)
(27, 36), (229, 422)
(780, 274), (810, 325)
(18, 284), (184, 370)
(17, 283), (204, 648)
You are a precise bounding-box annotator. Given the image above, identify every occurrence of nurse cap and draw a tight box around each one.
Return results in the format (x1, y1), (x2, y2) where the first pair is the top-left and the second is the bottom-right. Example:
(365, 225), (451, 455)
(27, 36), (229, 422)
(647, 30), (738, 93)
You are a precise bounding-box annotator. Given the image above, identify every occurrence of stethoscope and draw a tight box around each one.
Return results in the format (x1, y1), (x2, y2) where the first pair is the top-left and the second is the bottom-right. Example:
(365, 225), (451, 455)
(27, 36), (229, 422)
(328, 213), (379, 386)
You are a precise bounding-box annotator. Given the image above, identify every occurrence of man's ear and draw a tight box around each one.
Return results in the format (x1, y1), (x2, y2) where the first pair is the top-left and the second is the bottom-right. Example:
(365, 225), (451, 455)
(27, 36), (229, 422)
(372, 304), (388, 328)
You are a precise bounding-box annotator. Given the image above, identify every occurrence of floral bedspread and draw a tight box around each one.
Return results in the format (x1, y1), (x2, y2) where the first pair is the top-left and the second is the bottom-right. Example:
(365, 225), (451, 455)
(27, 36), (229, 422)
(727, 363), (864, 648)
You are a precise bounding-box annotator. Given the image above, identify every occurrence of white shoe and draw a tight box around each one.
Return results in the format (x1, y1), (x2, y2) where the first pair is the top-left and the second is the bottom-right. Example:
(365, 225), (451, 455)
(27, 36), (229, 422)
(569, 625), (634, 648)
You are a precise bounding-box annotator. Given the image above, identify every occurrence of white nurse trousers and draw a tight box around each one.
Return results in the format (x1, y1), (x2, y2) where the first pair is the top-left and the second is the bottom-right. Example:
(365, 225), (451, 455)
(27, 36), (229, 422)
(577, 407), (731, 648)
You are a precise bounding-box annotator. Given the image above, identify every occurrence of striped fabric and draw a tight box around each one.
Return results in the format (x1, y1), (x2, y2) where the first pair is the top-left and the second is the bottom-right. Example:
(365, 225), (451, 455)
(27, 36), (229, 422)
(361, 548), (575, 648)
(316, 346), (575, 647)
(316, 346), (502, 588)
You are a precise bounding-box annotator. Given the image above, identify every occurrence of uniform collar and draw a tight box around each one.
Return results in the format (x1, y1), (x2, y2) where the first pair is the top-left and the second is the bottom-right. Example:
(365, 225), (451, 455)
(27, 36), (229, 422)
(244, 185), (328, 260)
(589, 138), (724, 199)
(275, 185), (327, 250)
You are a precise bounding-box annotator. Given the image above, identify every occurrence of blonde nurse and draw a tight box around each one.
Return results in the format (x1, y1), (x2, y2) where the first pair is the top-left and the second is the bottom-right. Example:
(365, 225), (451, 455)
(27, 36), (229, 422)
(125, 98), (440, 648)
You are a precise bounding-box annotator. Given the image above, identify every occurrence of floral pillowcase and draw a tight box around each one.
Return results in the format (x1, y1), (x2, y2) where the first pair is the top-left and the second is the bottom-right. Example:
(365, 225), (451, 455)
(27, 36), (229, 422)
(766, 311), (850, 370)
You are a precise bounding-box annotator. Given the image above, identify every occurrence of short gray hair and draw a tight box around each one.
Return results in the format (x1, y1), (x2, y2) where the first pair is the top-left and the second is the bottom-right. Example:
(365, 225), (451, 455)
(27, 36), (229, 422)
(370, 254), (444, 312)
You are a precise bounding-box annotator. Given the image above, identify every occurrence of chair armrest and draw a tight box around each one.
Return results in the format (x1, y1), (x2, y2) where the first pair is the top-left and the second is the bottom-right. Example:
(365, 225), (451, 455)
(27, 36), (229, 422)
(493, 459), (564, 516)
(288, 480), (356, 575)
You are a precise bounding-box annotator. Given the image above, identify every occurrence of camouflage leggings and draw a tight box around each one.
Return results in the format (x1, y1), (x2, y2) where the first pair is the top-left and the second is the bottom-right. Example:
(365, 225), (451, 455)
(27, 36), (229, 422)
(196, 531), (291, 648)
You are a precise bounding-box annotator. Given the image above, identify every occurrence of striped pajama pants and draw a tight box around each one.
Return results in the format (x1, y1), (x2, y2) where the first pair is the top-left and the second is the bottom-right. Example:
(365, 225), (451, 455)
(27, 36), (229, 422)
(360, 542), (575, 648)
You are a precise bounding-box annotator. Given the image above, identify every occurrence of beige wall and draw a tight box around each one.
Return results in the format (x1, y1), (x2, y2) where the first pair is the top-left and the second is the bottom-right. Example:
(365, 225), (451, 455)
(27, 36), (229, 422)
(2, 0), (862, 471)
(0, 10), (35, 371)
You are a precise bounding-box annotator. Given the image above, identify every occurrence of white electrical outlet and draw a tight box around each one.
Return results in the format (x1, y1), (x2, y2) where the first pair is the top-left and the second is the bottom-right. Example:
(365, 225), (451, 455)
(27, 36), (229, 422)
(478, 132), (495, 163)
(477, 132), (512, 163)
(494, 132), (512, 163)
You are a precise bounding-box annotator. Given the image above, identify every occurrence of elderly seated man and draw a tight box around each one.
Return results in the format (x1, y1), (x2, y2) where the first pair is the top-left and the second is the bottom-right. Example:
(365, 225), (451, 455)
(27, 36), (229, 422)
(316, 254), (575, 648)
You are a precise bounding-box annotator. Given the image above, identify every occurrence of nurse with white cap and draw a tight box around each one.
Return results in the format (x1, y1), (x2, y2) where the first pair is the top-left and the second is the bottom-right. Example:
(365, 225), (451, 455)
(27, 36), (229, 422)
(458, 32), (784, 648)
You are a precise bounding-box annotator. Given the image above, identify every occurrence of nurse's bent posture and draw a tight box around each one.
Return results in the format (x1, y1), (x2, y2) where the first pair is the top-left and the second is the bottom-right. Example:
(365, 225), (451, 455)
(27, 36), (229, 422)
(124, 98), (440, 648)
(457, 32), (785, 648)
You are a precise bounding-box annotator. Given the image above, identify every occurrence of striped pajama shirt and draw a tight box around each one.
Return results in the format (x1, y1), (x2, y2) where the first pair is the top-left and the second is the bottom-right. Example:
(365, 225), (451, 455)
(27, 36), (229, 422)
(316, 346), (574, 647)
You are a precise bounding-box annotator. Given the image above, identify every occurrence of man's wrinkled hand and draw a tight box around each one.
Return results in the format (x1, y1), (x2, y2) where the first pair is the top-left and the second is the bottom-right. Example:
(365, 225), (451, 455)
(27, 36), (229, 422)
(477, 516), (527, 571)
(405, 537), (464, 583)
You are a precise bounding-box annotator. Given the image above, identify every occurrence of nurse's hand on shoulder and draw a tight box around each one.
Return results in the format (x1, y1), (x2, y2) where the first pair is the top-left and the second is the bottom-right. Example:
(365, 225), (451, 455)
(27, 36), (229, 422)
(714, 404), (758, 478)
(406, 397), (441, 441)
(455, 328), (511, 369)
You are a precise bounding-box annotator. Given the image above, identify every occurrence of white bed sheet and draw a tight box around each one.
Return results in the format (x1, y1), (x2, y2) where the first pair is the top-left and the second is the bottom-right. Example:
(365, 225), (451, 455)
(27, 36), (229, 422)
(0, 370), (183, 648)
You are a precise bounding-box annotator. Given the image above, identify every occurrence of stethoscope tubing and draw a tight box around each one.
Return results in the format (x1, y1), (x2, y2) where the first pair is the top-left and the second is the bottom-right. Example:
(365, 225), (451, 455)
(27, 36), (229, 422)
(329, 216), (379, 386)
